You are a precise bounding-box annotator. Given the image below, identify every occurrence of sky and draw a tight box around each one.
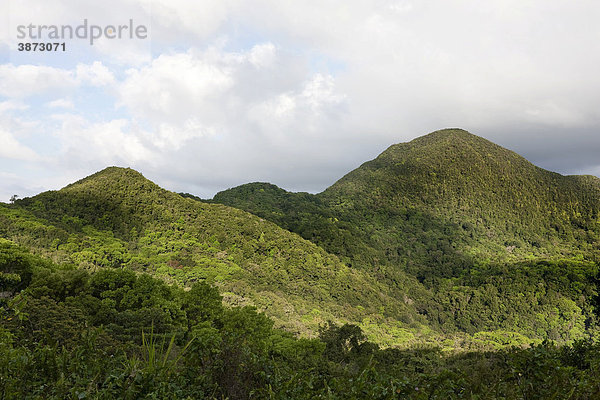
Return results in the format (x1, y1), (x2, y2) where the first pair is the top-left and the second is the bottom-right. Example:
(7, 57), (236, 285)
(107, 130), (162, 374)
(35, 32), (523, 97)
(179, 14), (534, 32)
(0, 0), (599, 201)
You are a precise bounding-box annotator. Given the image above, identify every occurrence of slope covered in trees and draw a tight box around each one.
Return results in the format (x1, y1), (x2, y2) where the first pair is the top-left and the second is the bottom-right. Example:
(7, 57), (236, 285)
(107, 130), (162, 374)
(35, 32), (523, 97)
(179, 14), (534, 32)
(0, 167), (425, 342)
(212, 129), (600, 342)
(3, 237), (600, 399)
(3, 128), (600, 397)
(1, 129), (599, 348)
(215, 129), (600, 267)
(321, 128), (600, 262)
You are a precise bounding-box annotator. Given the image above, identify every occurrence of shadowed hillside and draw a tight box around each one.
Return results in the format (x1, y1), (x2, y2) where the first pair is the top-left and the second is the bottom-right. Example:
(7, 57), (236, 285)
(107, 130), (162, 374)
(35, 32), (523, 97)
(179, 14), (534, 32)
(2, 130), (600, 346)
(212, 129), (600, 342)
(3, 129), (600, 398)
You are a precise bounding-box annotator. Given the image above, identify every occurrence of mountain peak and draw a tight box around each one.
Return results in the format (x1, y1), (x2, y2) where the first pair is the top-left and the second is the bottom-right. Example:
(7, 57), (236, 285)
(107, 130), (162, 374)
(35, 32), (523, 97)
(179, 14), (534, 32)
(380, 128), (505, 161)
(64, 166), (147, 189)
(60, 167), (167, 201)
(351, 128), (525, 176)
(322, 128), (600, 236)
(414, 127), (476, 141)
(23, 166), (179, 238)
(409, 128), (497, 148)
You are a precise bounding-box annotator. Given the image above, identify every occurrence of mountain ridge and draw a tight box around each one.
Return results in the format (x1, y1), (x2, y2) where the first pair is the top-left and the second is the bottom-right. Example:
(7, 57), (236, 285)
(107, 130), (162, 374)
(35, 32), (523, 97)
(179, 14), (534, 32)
(216, 129), (600, 264)
(210, 128), (600, 341)
(2, 165), (428, 344)
(2, 128), (600, 347)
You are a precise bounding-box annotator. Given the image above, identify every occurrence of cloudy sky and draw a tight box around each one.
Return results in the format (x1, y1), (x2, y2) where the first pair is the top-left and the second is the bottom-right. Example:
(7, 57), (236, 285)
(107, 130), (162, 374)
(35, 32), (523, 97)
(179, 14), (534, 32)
(1, 0), (599, 201)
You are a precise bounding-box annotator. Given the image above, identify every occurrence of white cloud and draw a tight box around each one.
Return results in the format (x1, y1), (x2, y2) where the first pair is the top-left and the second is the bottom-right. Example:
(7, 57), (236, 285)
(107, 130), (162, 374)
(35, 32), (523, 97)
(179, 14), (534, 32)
(248, 73), (346, 135)
(118, 50), (234, 125)
(0, 128), (39, 161)
(93, 36), (152, 66)
(136, 0), (234, 40)
(115, 43), (325, 153)
(0, 100), (29, 113)
(46, 98), (74, 109)
(52, 114), (154, 166)
(301, 74), (345, 113)
(247, 43), (277, 68)
(75, 61), (115, 86)
(151, 119), (217, 150)
(0, 64), (77, 98)
(0, 61), (115, 98)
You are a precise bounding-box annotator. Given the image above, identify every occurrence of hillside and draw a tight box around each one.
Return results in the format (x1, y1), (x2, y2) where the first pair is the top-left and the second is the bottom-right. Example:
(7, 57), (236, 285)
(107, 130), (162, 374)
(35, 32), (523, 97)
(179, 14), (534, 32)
(217, 129), (600, 265)
(3, 129), (600, 398)
(322, 128), (600, 260)
(212, 129), (600, 341)
(2, 130), (600, 347)
(0, 167), (425, 342)
(4, 239), (600, 399)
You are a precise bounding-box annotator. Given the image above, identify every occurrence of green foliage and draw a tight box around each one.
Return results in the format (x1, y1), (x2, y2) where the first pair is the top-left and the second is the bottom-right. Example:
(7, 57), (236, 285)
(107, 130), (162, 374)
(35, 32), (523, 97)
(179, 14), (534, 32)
(0, 239), (39, 294)
(0, 167), (415, 342)
(211, 129), (600, 343)
(3, 130), (600, 396)
(2, 246), (600, 398)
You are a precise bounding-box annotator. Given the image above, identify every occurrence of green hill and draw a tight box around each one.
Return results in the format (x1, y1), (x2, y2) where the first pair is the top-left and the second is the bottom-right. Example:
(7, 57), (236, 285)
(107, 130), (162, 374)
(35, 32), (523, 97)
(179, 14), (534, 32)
(322, 128), (600, 260)
(2, 129), (600, 347)
(217, 129), (600, 267)
(0, 167), (425, 342)
(4, 129), (600, 398)
(212, 129), (600, 342)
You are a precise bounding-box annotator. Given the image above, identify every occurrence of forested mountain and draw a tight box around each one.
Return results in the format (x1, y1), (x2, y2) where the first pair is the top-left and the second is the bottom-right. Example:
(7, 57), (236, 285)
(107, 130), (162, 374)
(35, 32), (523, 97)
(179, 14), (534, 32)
(321, 128), (600, 262)
(212, 129), (600, 342)
(2, 128), (600, 398)
(215, 128), (600, 268)
(0, 167), (424, 341)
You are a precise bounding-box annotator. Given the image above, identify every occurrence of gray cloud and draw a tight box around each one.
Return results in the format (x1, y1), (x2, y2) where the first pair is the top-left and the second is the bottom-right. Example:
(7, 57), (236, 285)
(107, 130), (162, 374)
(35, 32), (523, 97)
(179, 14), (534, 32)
(1, 0), (599, 199)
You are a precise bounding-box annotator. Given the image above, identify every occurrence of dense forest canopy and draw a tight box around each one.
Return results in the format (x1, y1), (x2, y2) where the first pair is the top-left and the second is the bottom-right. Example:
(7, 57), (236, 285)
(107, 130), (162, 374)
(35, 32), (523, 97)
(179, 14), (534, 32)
(2, 129), (600, 398)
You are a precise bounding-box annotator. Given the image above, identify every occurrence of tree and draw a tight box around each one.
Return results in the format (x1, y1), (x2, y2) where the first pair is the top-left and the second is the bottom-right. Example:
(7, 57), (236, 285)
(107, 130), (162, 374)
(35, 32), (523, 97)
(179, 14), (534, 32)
(319, 322), (378, 366)
(9, 195), (18, 204)
(183, 282), (224, 328)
